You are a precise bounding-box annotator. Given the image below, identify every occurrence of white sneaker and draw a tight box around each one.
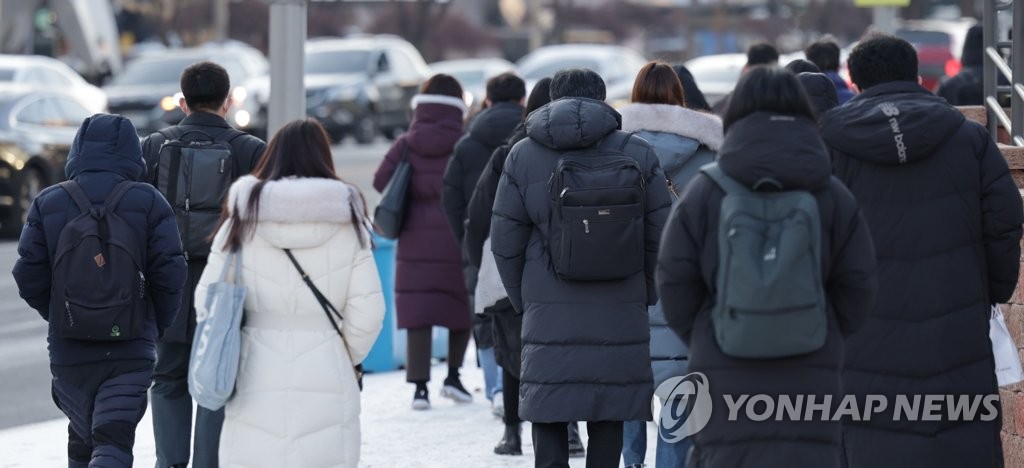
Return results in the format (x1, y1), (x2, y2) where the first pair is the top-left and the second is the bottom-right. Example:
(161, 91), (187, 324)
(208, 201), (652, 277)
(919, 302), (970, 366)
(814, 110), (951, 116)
(440, 378), (473, 403)
(492, 392), (505, 418)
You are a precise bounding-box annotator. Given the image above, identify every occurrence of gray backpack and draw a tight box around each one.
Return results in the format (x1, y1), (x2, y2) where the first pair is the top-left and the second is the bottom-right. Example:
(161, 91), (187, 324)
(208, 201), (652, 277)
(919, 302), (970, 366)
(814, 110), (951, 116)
(701, 163), (826, 359)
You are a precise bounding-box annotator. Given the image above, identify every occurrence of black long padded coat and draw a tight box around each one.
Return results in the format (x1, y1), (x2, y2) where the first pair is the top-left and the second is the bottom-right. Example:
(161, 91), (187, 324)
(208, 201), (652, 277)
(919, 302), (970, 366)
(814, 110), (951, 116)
(657, 112), (878, 468)
(821, 81), (1024, 468)
(490, 97), (672, 422)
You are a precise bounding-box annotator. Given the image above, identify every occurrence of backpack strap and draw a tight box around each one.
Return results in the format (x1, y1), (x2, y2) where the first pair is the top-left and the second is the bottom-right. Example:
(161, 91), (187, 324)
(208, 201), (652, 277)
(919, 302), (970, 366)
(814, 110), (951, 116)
(599, 131), (632, 152)
(104, 181), (139, 212)
(59, 181), (93, 214)
(700, 163), (750, 196)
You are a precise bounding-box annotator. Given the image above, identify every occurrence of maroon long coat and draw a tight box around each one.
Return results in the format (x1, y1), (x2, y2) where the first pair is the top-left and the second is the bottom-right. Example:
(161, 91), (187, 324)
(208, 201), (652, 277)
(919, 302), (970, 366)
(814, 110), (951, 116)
(374, 97), (471, 331)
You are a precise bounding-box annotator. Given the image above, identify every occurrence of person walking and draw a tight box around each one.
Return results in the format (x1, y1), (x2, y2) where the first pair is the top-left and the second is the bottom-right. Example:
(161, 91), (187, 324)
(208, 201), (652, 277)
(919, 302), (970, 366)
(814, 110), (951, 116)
(796, 72), (840, 115)
(491, 68), (673, 468)
(141, 61), (265, 468)
(13, 114), (187, 467)
(657, 66), (878, 468)
(712, 42), (779, 114)
(197, 119), (384, 467)
(805, 37), (856, 104)
(443, 72), (526, 417)
(820, 34), (1023, 468)
(936, 25), (984, 105)
(373, 74), (473, 410)
(616, 61), (723, 468)
(671, 65), (712, 112)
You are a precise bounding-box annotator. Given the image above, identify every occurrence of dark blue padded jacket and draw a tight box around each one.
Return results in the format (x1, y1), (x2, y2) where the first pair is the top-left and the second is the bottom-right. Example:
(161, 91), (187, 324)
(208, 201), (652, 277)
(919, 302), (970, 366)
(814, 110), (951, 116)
(12, 114), (186, 365)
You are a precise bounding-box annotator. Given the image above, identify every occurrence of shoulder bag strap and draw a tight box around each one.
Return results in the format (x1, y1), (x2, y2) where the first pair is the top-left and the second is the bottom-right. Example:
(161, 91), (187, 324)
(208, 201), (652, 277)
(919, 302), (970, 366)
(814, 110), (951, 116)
(700, 162), (750, 196)
(283, 248), (364, 389)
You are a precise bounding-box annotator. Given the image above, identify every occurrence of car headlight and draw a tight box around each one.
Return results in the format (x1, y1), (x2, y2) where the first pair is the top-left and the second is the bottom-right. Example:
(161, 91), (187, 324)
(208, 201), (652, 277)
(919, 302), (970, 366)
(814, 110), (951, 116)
(232, 86), (248, 103)
(160, 96), (177, 112)
(233, 110), (251, 128)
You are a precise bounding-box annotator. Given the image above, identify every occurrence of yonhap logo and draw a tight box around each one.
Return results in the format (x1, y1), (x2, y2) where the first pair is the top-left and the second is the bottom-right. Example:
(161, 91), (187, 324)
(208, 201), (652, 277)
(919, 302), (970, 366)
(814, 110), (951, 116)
(654, 372), (713, 442)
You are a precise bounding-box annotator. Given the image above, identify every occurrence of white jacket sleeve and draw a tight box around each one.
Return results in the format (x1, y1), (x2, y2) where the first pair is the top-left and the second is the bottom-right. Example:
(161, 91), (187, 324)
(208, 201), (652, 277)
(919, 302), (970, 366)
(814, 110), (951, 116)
(340, 247), (385, 364)
(194, 224), (231, 324)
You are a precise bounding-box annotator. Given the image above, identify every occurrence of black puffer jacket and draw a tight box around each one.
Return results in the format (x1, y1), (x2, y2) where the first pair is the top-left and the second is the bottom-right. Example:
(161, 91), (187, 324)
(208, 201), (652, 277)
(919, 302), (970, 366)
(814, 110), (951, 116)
(141, 111), (265, 343)
(821, 81), (1023, 468)
(797, 72), (839, 115)
(491, 98), (672, 422)
(443, 102), (523, 243)
(657, 112), (878, 468)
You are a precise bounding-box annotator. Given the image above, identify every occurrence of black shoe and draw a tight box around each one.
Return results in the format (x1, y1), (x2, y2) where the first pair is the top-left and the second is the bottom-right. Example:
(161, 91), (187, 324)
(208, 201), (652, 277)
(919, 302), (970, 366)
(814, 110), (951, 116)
(568, 422), (585, 458)
(494, 424), (523, 456)
(412, 386), (430, 410)
(441, 376), (473, 403)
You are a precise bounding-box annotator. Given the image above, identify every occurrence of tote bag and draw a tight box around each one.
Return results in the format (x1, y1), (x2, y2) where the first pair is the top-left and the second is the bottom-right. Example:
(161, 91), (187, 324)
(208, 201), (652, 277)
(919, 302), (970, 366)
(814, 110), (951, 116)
(990, 304), (1024, 387)
(373, 144), (411, 239)
(189, 250), (246, 410)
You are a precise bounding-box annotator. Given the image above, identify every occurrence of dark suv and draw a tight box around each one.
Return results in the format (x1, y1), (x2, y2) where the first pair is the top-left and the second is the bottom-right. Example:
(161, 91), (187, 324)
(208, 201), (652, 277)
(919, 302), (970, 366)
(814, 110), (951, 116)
(301, 36), (431, 144)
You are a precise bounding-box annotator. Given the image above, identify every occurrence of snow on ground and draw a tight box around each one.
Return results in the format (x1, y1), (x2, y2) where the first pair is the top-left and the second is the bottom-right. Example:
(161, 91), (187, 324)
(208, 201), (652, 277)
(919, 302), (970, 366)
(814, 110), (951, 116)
(0, 356), (660, 467)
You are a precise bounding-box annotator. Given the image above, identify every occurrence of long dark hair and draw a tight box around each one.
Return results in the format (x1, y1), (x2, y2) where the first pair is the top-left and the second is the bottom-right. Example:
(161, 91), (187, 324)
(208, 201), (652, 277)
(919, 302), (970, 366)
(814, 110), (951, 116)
(219, 118), (369, 251)
(631, 61), (686, 107)
(525, 77), (553, 116)
(671, 65), (712, 112)
(722, 66), (817, 132)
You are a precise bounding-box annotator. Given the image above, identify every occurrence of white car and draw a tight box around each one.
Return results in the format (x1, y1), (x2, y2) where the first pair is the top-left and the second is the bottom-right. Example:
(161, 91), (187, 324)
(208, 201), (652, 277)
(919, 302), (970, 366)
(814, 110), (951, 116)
(517, 44), (648, 104)
(430, 58), (517, 111)
(683, 53), (748, 109)
(0, 55), (107, 114)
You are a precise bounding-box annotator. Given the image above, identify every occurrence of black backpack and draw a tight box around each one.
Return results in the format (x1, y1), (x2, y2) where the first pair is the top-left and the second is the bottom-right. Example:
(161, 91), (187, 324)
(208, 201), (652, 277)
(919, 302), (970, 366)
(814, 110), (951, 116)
(154, 128), (241, 261)
(547, 132), (646, 281)
(50, 181), (148, 341)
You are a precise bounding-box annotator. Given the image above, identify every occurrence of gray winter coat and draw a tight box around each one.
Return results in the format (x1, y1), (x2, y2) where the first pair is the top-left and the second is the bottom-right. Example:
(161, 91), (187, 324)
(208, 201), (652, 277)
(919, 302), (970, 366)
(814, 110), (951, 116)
(619, 102), (723, 389)
(490, 97), (673, 423)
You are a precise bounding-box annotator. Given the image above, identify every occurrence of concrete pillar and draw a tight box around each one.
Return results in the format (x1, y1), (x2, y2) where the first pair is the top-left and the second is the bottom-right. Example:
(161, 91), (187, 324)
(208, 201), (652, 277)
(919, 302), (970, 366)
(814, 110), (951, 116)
(266, 0), (307, 137)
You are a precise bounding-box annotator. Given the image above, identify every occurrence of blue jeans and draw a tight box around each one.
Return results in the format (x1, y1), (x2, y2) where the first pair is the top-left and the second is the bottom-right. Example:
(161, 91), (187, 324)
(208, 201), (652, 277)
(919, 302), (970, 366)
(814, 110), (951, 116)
(477, 346), (503, 400)
(151, 342), (224, 468)
(622, 420), (691, 468)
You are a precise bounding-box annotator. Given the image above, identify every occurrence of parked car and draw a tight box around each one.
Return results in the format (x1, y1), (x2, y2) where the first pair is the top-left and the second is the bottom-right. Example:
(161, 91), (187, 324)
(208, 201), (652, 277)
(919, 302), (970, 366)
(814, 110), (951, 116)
(516, 44), (648, 105)
(0, 55), (107, 114)
(298, 35), (431, 144)
(684, 53), (748, 108)
(896, 18), (977, 91)
(430, 58), (517, 113)
(0, 86), (93, 236)
(103, 42), (268, 136)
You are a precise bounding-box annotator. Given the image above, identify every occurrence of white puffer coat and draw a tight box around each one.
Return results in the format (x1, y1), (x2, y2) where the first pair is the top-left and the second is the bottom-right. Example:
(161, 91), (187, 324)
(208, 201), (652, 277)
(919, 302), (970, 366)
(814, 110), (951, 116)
(196, 175), (385, 468)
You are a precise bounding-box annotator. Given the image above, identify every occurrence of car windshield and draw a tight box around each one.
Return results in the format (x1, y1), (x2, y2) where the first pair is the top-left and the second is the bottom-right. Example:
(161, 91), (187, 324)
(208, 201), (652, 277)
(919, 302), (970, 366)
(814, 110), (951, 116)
(0, 69), (15, 81)
(110, 57), (202, 86)
(444, 70), (485, 89)
(305, 50), (370, 75)
(519, 57), (601, 81)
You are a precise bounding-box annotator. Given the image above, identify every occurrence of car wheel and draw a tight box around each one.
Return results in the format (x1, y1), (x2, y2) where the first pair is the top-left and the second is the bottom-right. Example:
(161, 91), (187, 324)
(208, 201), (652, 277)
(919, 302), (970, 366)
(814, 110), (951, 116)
(382, 127), (404, 141)
(354, 115), (378, 145)
(1, 167), (44, 237)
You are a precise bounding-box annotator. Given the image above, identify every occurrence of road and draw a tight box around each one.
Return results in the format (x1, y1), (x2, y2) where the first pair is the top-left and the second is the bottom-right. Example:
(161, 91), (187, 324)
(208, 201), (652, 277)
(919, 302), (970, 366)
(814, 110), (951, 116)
(0, 139), (391, 430)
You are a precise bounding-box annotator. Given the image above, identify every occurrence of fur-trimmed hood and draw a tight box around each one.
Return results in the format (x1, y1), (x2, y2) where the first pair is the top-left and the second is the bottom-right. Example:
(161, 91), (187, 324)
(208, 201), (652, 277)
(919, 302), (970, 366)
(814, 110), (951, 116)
(227, 175), (367, 249)
(618, 103), (723, 151)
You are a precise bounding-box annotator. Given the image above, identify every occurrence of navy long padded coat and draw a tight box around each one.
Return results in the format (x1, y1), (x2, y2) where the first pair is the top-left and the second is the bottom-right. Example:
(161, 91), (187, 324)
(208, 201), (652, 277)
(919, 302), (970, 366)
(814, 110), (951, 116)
(657, 112), (878, 468)
(373, 95), (471, 331)
(490, 97), (673, 422)
(13, 114), (186, 365)
(821, 81), (1024, 468)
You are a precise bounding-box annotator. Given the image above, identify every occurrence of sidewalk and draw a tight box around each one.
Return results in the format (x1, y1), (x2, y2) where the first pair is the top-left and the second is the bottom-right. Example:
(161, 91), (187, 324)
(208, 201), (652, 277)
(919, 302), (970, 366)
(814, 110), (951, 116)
(0, 356), (660, 467)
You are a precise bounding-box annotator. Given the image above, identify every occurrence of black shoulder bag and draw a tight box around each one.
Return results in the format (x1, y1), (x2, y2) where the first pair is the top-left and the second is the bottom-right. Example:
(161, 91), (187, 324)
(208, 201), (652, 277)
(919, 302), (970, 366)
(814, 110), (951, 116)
(372, 143), (412, 239)
(283, 249), (364, 391)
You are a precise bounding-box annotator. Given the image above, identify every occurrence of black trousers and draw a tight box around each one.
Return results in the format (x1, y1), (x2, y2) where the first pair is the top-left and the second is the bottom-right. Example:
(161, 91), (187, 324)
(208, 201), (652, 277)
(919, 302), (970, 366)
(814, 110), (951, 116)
(503, 368), (521, 425)
(50, 359), (153, 468)
(532, 421), (624, 468)
(151, 341), (224, 468)
(406, 327), (472, 382)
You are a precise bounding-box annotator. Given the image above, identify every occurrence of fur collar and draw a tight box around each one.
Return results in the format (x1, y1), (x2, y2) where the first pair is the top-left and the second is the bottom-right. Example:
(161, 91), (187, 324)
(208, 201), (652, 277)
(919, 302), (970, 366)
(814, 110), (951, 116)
(618, 103), (724, 151)
(411, 94), (468, 116)
(228, 175), (359, 224)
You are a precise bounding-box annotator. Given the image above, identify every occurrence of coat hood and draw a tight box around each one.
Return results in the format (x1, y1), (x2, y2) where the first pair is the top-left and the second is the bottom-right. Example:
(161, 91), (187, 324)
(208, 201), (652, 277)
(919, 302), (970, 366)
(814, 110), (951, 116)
(820, 81), (965, 166)
(618, 103), (723, 151)
(228, 175), (365, 249)
(467, 102), (525, 148)
(65, 113), (145, 181)
(718, 112), (831, 191)
(403, 94), (466, 158)
(797, 72), (839, 115)
(525, 97), (621, 150)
